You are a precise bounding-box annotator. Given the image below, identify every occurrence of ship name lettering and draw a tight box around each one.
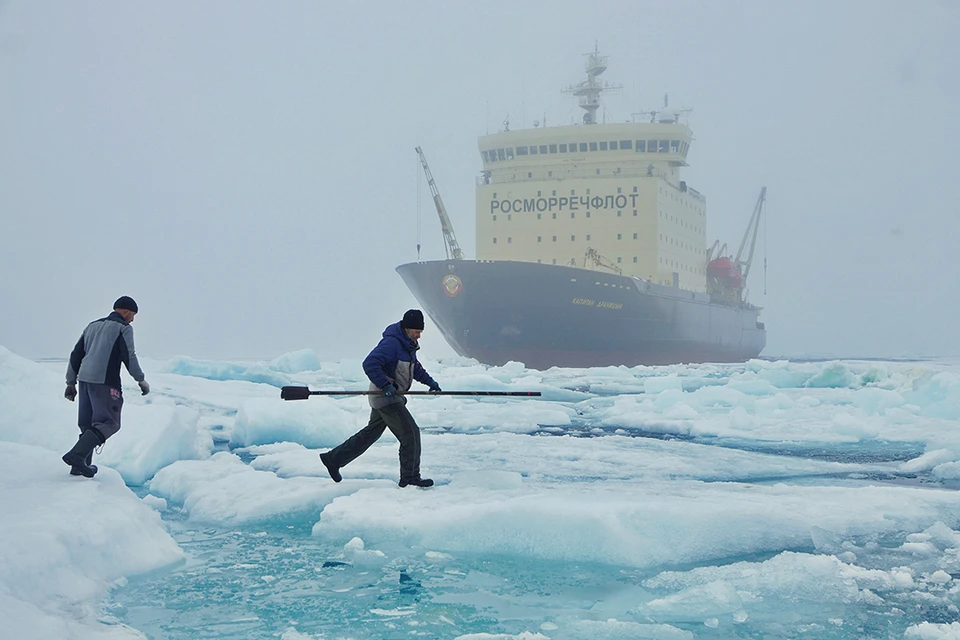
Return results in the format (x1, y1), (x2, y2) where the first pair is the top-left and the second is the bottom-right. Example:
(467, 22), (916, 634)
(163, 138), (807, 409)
(571, 298), (596, 306)
(490, 193), (639, 215)
(597, 301), (624, 310)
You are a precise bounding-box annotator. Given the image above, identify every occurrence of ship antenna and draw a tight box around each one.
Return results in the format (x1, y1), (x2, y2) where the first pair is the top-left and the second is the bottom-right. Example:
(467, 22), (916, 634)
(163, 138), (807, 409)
(562, 42), (622, 125)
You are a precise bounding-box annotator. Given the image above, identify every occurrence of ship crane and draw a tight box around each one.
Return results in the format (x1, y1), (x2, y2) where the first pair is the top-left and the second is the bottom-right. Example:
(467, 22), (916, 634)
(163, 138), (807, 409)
(415, 146), (464, 261)
(734, 187), (766, 287)
(705, 187), (766, 305)
(584, 247), (622, 275)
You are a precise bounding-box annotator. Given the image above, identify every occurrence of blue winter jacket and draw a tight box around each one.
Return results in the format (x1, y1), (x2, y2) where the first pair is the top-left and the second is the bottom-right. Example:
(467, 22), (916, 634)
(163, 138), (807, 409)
(363, 322), (438, 409)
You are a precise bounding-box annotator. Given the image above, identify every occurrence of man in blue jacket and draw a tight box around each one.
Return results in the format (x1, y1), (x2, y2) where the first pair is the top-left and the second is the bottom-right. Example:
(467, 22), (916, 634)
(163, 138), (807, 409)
(61, 296), (150, 477)
(320, 309), (441, 487)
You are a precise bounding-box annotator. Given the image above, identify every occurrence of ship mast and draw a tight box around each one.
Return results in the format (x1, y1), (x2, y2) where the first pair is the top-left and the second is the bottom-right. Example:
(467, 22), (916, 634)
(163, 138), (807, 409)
(415, 146), (464, 261)
(562, 43), (622, 125)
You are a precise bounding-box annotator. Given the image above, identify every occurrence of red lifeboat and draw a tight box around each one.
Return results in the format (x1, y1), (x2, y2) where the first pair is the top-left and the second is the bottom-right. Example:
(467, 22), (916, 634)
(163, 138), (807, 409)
(707, 257), (744, 287)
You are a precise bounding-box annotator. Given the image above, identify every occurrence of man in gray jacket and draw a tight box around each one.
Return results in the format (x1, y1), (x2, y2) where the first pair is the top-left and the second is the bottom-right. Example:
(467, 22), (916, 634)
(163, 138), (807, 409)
(62, 296), (150, 477)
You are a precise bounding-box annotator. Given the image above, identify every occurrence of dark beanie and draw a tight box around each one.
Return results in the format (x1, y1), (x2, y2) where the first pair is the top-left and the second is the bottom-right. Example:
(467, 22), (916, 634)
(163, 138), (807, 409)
(401, 309), (424, 330)
(114, 296), (139, 313)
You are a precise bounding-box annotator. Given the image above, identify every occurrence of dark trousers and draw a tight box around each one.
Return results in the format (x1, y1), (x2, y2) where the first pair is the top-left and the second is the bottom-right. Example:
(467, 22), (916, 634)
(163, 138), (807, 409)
(326, 403), (422, 481)
(77, 381), (123, 440)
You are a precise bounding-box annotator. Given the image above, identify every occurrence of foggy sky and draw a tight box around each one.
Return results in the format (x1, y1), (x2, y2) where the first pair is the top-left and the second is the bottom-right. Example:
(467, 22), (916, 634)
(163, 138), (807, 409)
(2, 0), (958, 362)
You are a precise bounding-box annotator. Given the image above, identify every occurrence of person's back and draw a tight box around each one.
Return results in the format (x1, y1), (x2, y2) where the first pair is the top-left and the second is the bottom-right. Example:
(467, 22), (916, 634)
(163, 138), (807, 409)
(69, 311), (145, 388)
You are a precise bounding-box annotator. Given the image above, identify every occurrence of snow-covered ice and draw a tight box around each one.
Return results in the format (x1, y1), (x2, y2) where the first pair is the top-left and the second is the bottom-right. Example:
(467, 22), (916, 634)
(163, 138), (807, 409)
(2, 344), (960, 639)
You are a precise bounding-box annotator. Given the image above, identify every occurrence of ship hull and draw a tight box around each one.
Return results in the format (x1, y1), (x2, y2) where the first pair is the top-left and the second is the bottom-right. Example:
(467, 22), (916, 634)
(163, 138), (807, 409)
(397, 260), (766, 369)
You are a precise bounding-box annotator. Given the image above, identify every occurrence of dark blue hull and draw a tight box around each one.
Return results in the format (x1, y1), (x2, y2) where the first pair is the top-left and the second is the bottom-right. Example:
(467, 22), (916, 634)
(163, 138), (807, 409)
(397, 260), (766, 370)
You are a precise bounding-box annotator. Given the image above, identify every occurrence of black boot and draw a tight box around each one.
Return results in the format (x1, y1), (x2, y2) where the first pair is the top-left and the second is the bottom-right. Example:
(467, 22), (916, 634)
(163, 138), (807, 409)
(62, 430), (101, 478)
(69, 448), (98, 476)
(319, 452), (342, 483)
(399, 478), (434, 488)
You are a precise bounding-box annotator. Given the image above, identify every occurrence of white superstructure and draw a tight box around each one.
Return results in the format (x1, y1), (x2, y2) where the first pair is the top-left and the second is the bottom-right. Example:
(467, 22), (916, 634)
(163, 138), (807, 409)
(475, 47), (708, 292)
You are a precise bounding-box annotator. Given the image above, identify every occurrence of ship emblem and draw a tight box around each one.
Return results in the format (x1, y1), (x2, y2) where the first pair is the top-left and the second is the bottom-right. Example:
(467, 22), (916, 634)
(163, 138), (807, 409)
(442, 274), (463, 297)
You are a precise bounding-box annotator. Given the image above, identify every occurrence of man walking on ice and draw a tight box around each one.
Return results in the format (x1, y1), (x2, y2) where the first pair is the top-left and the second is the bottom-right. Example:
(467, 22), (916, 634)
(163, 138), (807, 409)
(320, 309), (441, 487)
(62, 295), (150, 477)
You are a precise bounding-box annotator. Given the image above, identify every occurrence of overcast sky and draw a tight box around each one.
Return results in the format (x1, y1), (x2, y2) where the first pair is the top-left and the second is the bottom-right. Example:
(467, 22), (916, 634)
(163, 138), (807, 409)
(2, 1), (958, 362)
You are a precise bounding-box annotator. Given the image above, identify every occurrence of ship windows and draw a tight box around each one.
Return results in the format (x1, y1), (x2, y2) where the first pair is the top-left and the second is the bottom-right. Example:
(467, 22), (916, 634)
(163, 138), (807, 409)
(610, 141), (618, 150)
(571, 212), (575, 219)
(570, 259), (576, 265)
(549, 144), (558, 153)
(617, 211), (622, 217)
(507, 214), (512, 220)
(633, 257), (638, 263)
(620, 140), (632, 149)
(508, 237), (512, 243)
(579, 143), (588, 152)
(552, 213), (557, 219)
(569, 143), (577, 152)
(539, 145), (548, 154)
(559, 144), (567, 152)
(670, 140), (680, 153)
(530, 146), (538, 155)
(586, 211), (591, 218)
(552, 236), (557, 242)
(538, 236), (542, 242)
(636, 140), (646, 152)
(506, 148), (515, 159)
(497, 149), (506, 160)
(571, 235), (575, 241)
(516, 146), (528, 155)
(617, 234), (622, 240)
(633, 209), (638, 216)
(589, 142), (598, 151)
(633, 233), (638, 239)
(493, 238), (497, 244)
(617, 257), (622, 263)
(552, 259), (557, 264)
(537, 213), (541, 219)
(599, 141), (608, 151)
(481, 151), (489, 162)
(658, 140), (669, 153)
(586, 234), (591, 240)
(648, 139), (657, 151)
(552, 190), (557, 196)
(492, 215), (497, 221)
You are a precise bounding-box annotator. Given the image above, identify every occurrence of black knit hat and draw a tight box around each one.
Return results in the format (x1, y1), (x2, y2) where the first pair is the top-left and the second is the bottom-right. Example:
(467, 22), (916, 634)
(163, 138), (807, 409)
(401, 309), (424, 330)
(114, 296), (139, 313)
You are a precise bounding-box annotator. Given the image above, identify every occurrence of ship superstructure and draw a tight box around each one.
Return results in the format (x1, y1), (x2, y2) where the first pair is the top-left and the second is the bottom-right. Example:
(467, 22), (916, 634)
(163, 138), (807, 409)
(476, 47), (707, 292)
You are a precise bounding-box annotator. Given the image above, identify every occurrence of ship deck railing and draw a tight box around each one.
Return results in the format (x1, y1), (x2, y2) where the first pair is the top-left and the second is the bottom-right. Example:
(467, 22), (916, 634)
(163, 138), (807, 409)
(477, 167), (706, 203)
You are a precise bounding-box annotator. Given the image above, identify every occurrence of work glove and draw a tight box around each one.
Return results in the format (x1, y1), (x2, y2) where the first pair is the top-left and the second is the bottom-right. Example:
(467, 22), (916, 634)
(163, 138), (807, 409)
(382, 384), (397, 398)
(64, 383), (77, 402)
(138, 380), (150, 396)
(428, 383), (442, 394)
